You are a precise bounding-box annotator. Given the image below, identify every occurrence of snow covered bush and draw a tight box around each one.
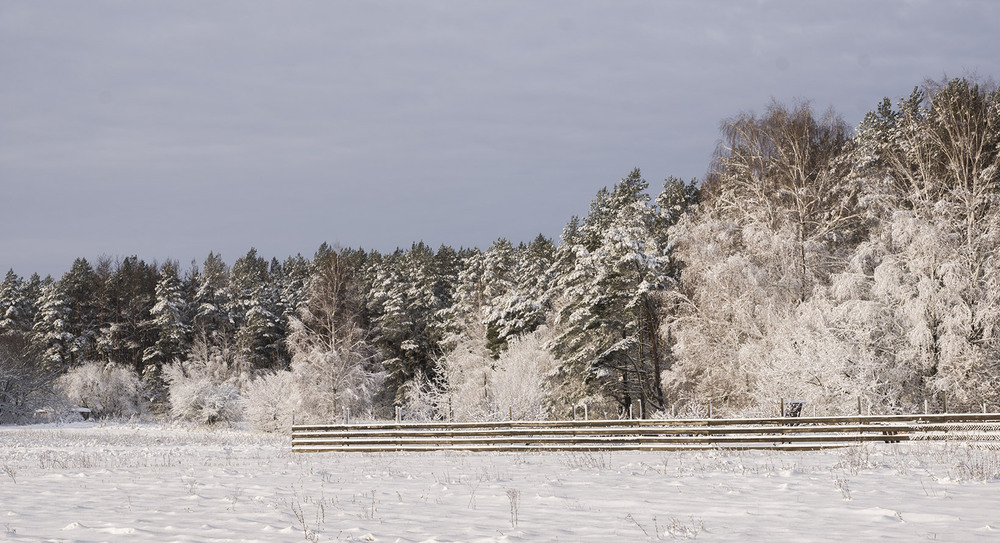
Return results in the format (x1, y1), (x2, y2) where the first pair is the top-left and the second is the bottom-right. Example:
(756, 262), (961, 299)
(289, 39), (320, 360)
(243, 370), (299, 432)
(163, 333), (248, 425)
(406, 327), (558, 421)
(163, 364), (243, 425)
(55, 361), (146, 418)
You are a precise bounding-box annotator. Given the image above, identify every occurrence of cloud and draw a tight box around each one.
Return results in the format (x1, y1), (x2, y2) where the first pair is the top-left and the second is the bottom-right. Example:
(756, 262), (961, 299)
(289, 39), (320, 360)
(2, 1), (998, 276)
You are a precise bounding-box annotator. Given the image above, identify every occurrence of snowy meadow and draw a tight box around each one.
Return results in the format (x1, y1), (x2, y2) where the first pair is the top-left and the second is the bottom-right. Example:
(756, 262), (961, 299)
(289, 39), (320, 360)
(1, 421), (999, 542)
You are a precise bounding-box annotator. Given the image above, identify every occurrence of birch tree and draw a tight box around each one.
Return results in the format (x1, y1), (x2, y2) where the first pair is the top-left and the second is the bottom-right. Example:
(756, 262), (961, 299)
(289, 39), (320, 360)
(287, 247), (383, 421)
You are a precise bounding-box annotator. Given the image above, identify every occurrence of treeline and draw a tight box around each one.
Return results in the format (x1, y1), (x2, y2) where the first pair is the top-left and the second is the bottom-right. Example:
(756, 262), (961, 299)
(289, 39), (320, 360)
(2, 77), (998, 424)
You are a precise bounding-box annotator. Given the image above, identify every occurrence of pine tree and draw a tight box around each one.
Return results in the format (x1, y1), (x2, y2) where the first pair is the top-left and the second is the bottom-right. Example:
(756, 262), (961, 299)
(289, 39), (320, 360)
(278, 255), (312, 324)
(59, 258), (102, 365)
(23, 273), (43, 328)
(367, 243), (450, 403)
(482, 236), (554, 357)
(447, 248), (487, 340)
(143, 261), (190, 374)
(551, 169), (673, 416)
(31, 281), (73, 369)
(95, 256), (158, 372)
(230, 249), (282, 370)
(481, 238), (518, 356)
(192, 252), (232, 337)
(0, 270), (33, 338)
(428, 244), (462, 343)
(30, 259), (101, 369)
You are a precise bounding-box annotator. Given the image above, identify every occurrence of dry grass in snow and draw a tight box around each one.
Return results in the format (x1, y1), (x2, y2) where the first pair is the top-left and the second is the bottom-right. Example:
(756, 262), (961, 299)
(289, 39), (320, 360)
(1, 421), (998, 541)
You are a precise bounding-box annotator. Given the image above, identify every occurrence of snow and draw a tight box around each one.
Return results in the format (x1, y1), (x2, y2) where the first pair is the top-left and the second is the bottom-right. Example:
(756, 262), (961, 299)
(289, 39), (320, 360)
(1, 421), (998, 541)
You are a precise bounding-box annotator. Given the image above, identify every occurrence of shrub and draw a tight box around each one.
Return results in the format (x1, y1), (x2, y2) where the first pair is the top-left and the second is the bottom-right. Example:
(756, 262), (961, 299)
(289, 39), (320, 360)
(243, 371), (299, 432)
(55, 361), (146, 418)
(406, 327), (558, 421)
(163, 362), (243, 425)
(162, 334), (247, 425)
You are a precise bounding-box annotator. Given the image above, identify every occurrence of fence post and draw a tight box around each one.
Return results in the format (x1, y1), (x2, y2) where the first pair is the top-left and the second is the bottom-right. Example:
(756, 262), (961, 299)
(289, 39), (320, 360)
(857, 396), (862, 416)
(924, 399), (928, 414)
(638, 399), (643, 420)
(584, 403), (588, 421)
(628, 404), (633, 420)
(942, 392), (947, 413)
(345, 407), (350, 425)
(780, 397), (785, 418)
(708, 400), (713, 419)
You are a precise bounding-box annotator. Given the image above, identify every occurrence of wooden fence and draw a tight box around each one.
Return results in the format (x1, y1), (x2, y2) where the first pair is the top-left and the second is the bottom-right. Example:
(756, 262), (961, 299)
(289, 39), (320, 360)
(291, 412), (1000, 453)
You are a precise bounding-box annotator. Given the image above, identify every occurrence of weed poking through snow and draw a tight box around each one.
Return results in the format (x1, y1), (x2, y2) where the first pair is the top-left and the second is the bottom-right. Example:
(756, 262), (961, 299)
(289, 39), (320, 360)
(2, 464), (16, 484)
(505, 488), (520, 527)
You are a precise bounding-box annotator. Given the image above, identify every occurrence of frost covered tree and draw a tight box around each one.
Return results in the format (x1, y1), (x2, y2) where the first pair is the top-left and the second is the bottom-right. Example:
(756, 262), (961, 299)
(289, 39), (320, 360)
(287, 247), (383, 422)
(704, 100), (860, 295)
(663, 102), (857, 414)
(486, 329), (560, 420)
(661, 84), (999, 415)
(242, 370), (299, 432)
(835, 78), (1000, 409)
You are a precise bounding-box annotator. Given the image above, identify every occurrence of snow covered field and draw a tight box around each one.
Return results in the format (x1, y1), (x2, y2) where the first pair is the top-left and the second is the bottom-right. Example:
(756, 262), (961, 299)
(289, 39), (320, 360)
(1, 421), (998, 542)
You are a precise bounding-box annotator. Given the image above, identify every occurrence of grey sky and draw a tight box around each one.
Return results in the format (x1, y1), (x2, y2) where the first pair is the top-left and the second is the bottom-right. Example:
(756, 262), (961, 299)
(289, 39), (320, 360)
(2, 1), (998, 278)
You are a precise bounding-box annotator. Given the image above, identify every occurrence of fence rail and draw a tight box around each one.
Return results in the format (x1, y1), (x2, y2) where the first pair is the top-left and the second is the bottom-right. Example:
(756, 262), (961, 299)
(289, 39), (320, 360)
(291, 413), (1000, 453)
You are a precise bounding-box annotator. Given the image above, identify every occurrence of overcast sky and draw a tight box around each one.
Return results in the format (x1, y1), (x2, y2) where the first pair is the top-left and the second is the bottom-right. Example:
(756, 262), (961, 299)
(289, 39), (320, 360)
(2, 1), (998, 278)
